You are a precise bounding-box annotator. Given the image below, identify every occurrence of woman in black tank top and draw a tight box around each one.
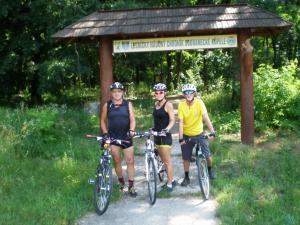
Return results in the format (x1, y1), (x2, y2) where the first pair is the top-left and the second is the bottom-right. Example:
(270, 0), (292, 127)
(152, 83), (176, 191)
(100, 82), (137, 197)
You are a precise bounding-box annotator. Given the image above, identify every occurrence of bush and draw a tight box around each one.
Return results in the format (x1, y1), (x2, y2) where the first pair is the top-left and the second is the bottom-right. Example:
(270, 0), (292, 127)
(6, 105), (94, 159)
(254, 60), (300, 131)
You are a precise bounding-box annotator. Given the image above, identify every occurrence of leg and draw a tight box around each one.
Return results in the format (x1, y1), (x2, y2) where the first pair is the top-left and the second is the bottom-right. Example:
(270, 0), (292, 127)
(123, 146), (137, 197)
(180, 141), (194, 186)
(199, 138), (215, 179)
(110, 145), (123, 178)
(207, 156), (212, 167)
(123, 146), (135, 181)
(157, 146), (174, 185)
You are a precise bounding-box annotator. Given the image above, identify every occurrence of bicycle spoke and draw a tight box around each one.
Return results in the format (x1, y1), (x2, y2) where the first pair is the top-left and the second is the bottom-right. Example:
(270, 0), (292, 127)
(147, 158), (157, 205)
(197, 157), (210, 200)
(94, 163), (112, 215)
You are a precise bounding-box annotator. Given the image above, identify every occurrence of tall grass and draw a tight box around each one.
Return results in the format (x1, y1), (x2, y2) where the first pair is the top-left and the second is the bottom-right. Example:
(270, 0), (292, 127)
(211, 135), (300, 225)
(0, 106), (99, 225)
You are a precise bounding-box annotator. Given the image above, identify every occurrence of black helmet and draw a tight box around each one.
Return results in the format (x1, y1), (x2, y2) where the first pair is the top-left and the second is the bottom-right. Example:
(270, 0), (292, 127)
(110, 82), (124, 90)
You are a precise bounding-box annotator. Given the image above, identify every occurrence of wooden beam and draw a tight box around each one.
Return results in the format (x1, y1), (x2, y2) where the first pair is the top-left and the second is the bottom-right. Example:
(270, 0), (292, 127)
(99, 37), (113, 132)
(238, 32), (254, 145)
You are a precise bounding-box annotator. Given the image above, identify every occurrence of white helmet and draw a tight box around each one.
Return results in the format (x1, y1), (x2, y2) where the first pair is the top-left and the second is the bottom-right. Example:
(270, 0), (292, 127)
(153, 83), (167, 91)
(182, 84), (196, 93)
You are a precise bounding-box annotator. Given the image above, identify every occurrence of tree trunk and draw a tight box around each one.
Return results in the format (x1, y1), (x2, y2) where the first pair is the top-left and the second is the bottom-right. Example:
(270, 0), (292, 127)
(175, 51), (181, 89)
(272, 37), (278, 67)
(166, 52), (172, 88)
(201, 49), (209, 93)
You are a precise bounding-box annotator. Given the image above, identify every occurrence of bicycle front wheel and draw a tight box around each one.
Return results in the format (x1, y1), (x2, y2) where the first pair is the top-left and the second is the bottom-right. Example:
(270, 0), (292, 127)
(146, 157), (157, 205)
(94, 162), (112, 215)
(196, 157), (210, 200)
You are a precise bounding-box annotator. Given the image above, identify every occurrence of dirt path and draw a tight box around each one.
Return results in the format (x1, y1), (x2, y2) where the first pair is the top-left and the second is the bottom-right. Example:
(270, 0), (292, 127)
(77, 96), (219, 225)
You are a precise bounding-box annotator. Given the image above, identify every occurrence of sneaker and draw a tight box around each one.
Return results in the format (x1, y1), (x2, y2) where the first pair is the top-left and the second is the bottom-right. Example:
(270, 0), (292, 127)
(166, 186), (173, 192)
(119, 184), (125, 192)
(208, 169), (216, 180)
(162, 180), (177, 192)
(180, 177), (190, 187)
(128, 187), (138, 197)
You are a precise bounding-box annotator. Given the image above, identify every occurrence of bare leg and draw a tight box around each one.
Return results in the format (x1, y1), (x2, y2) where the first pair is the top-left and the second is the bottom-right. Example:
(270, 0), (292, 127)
(183, 159), (190, 173)
(158, 146), (173, 184)
(123, 146), (135, 181)
(111, 145), (123, 178)
(207, 156), (212, 167)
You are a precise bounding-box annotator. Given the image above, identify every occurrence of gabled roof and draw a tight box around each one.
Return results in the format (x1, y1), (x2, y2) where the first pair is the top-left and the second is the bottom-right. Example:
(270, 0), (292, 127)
(52, 4), (292, 42)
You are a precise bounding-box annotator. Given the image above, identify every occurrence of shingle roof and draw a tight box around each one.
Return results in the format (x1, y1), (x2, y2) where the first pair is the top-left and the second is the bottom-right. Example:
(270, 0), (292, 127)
(52, 4), (292, 42)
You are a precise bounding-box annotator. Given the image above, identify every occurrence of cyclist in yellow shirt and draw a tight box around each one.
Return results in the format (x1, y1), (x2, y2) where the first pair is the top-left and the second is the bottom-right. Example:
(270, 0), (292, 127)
(178, 84), (216, 186)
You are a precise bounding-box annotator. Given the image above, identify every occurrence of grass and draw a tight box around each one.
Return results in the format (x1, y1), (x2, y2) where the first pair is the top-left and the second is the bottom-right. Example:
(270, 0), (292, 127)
(211, 134), (300, 225)
(1, 96), (299, 225)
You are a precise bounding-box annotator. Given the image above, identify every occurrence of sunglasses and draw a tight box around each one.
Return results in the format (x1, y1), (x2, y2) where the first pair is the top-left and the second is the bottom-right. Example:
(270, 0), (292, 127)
(183, 91), (194, 95)
(154, 91), (164, 95)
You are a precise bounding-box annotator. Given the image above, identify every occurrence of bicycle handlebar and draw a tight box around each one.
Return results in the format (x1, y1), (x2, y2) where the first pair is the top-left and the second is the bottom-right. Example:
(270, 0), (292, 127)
(133, 129), (167, 138)
(202, 132), (216, 139)
(85, 134), (130, 145)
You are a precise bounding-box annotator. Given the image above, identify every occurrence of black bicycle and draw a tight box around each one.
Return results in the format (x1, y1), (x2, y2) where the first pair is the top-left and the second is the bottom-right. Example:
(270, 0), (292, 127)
(191, 132), (215, 200)
(86, 134), (129, 215)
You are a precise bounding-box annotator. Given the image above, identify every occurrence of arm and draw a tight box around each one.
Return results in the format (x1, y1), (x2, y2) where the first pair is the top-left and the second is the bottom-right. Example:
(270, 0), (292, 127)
(100, 102), (108, 134)
(203, 112), (215, 133)
(128, 101), (136, 131)
(164, 102), (175, 131)
(178, 102), (185, 144)
(201, 101), (215, 138)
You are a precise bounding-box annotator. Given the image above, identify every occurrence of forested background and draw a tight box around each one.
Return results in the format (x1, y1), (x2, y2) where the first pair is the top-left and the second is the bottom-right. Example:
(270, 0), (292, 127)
(1, 0), (300, 131)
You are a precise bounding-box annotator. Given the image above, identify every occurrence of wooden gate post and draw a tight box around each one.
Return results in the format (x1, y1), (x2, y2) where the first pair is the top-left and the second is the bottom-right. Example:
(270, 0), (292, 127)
(238, 33), (254, 145)
(99, 37), (113, 131)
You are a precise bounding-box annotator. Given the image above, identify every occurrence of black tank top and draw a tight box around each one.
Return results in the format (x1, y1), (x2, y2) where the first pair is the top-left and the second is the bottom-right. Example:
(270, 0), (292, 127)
(153, 101), (169, 132)
(107, 100), (130, 139)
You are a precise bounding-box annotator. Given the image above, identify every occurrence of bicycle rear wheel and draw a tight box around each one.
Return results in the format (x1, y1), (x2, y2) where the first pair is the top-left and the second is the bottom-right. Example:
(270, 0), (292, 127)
(147, 157), (157, 205)
(94, 162), (112, 215)
(196, 157), (210, 200)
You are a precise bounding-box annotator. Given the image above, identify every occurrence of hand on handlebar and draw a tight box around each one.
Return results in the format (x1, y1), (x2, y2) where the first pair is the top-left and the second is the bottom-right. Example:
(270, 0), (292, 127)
(161, 128), (170, 134)
(102, 133), (110, 139)
(126, 130), (135, 138)
(207, 132), (216, 140)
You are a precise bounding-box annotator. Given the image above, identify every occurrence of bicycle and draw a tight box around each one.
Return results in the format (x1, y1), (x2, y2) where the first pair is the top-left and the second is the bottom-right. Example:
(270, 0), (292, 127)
(133, 129), (167, 205)
(86, 134), (129, 215)
(188, 132), (215, 200)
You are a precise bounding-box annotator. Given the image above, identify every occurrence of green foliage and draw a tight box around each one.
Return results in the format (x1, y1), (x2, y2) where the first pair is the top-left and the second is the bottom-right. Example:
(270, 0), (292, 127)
(213, 135), (300, 225)
(0, 105), (96, 159)
(253, 60), (300, 131)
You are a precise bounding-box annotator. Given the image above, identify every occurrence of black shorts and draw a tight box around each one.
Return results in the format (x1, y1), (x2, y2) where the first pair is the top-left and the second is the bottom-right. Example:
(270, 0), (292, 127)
(154, 133), (172, 147)
(181, 134), (211, 160)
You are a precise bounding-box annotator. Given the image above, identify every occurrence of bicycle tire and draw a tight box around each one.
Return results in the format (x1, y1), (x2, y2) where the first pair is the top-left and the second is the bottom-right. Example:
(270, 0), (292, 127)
(94, 162), (112, 215)
(196, 156), (210, 200)
(147, 157), (157, 205)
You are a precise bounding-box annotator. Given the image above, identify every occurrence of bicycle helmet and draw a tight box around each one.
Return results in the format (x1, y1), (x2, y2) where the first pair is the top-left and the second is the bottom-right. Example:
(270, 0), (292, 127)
(182, 84), (196, 93)
(153, 83), (167, 91)
(110, 82), (124, 90)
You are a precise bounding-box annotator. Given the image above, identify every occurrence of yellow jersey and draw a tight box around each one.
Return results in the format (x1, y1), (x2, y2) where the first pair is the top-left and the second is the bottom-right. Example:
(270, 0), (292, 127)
(178, 98), (207, 136)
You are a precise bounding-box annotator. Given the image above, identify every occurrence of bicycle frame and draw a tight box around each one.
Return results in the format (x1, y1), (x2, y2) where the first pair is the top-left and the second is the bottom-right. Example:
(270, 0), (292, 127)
(144, 136), (157, 179)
